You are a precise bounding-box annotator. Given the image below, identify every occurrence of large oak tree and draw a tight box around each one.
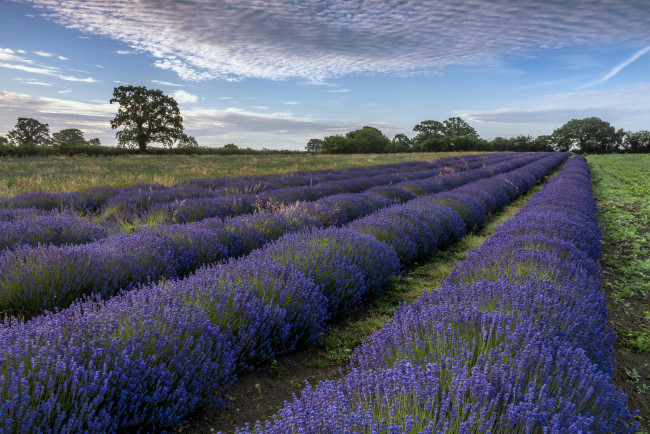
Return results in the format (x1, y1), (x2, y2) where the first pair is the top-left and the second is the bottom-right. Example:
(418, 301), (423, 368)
(110, 85), (196, 151)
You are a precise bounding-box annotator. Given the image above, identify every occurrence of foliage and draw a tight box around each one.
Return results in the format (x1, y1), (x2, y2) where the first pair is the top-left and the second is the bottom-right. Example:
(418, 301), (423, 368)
(390, 133), (412, 152)
(442, 116), (479, 137)
(345, 126), (391, 153)
(110, 85), (196, 151)
(321, 134), (350, 153)
(622, 130), (650, 153)
(305, 138), (323, 152)
(7, 117), (50, 147)
(551, 117), (620, 153)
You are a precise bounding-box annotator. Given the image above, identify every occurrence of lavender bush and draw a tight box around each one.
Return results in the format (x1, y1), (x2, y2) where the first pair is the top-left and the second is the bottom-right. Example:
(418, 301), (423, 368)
(241, 155), (638, 433)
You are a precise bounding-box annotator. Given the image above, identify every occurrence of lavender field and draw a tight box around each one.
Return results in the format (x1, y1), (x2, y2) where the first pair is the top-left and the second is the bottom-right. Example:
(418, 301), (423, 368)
(0, 152), (640, 433)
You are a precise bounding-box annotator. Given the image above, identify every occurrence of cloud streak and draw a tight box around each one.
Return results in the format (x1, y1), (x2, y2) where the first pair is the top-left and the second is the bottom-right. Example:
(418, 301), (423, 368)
(456, 84), (650, 125)
(17, 0), (650, 82)
(0, 47), (98, 83)
(580, 46), (650, 88)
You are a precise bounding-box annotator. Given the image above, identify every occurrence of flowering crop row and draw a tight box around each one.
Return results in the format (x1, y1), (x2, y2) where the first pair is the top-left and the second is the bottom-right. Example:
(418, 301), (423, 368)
(0, 154), (548, 318)
(0, 155), (496, 215)
(0, 154), (514, 253)
(0, 210), (108, 252)
(0, 153), (567, 433)
(243, 155), (639, 433)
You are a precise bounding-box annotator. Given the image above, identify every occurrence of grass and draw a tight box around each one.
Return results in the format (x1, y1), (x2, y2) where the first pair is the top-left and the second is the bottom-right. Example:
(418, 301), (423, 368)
(0, 152), (481, 196)
(588, 154), (650, 430)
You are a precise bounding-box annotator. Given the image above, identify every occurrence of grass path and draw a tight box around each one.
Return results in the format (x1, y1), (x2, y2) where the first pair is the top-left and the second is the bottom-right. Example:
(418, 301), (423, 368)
(588, 154), (650, 431)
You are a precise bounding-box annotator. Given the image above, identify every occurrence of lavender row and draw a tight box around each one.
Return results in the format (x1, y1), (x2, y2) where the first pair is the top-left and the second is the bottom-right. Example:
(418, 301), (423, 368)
(0, 154), (551, 318)
(109, 155), (485, 222)
(346, 153), (567, 265)
(138, 153), (520, 225)
(0, 154), (515, 251)
(0, 155), (502, 214)
(245, 156), (638, 433)
(0, 155), (567, 432)
(0, 210), (108, 252)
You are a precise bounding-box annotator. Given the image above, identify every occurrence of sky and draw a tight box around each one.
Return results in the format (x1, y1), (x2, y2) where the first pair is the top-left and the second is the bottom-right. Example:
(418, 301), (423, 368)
(1, 0), (650, 150)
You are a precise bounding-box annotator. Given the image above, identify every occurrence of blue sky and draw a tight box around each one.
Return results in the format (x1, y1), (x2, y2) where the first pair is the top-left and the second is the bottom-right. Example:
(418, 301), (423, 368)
(1, 0), (650, 149)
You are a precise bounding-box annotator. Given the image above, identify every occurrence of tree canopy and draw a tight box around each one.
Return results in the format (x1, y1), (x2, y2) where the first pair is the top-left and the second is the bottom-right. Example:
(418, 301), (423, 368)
(551, 117), (620, 154)
(7, 117), (50, 147)
(110, 85), (196, 151)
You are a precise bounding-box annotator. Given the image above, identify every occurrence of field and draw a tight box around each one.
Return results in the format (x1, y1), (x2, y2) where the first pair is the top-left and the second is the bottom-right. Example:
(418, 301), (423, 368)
(0, 152), (645, 433)
(588, 154), (650, 430)
(0, 152), (479, 196)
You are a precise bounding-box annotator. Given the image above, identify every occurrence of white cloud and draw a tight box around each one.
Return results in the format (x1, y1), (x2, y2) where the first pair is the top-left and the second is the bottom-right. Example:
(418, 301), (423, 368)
(58, 55), (68, 61)
(0, 47), (98, 83)
(282, 101), (299, 105)
(251, 105), (269, 110)
(58, 89), (72, 94)
(18, 0), (650, 82)
(151, 79), (183, 87)
(580, 46), (650, 88)
(14, 78), (54, 86)
(172, 90), (198, 103)
(456, 84), (650, 125)
(33, 51), (54, 58)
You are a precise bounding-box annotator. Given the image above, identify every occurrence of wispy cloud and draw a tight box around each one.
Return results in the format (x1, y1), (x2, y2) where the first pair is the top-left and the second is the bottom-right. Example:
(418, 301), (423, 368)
(33, 51), (54, 58)
(19, 0), (650, 82)
(0, 47), (97, 83)
(580, 46), (650, 88)
(151, 79), (183, 87)
(14, 77), (54, 86)
(456, 84), (650, 125)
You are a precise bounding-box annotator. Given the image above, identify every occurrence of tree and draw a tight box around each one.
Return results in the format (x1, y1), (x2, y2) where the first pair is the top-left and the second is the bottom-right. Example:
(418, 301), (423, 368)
(110, 85), (196, 151)
(623, 130), (650, 153)
(551, 117), (618, 153)
(0, 135), (12, 149)
(345, 126), (390, 153)
(321, 135), (350, 153)
(7, 117), (50, 147)
(413, 120), (445, 145)
(306, 138), (323, 152)
(87, 138), (101, 146)
(442, 117), (478, 137)
(390, 133), (412, 152)
(52, 128), (87, 149)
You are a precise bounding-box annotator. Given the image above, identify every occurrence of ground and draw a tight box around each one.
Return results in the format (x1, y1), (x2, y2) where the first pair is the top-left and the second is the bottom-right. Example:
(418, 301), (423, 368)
(588, 154), (650, 432)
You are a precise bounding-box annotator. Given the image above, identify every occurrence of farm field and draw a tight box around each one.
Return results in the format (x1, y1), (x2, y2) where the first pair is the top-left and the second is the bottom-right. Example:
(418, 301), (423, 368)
(0, 152), (479, 196)
(181, 169), (555, 433)
(0, 152), (641, 433)
(229, 155), (639, 433)
(589, 154), (650, 431)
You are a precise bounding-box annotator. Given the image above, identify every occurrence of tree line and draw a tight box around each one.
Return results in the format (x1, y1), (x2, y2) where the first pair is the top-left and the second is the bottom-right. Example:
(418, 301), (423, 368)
(2, 85), (649, 156)
(307, 116), (650, 154)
